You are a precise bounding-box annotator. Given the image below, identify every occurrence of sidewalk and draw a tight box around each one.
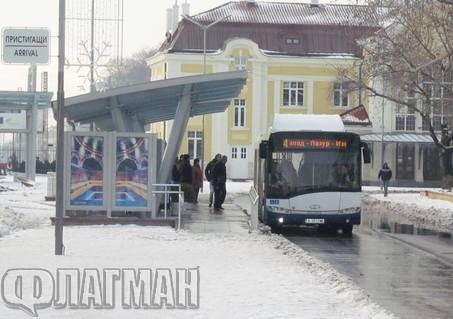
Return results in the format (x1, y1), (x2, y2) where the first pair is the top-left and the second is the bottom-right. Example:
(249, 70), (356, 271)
(181, 193), (249, 233)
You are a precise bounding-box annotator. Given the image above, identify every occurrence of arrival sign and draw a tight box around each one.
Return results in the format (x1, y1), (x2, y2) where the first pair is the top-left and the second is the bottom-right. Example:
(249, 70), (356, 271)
(2, 28), (49, 64)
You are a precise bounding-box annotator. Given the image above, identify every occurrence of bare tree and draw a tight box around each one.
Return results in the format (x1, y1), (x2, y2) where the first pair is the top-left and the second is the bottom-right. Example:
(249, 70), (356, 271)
(101, 48), (156, 89)
(339, 0), (453, 185)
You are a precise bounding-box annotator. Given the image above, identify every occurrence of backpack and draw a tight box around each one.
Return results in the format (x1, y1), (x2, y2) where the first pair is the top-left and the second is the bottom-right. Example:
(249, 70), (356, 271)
(205, 160), (214, 181)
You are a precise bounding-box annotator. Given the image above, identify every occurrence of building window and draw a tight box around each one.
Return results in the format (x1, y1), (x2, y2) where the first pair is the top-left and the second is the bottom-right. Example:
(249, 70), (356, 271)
(286, 38), (299, 45)
(395, 104), (416, 131)
(235, 56), (247, 70)
(240, 147), (247, 159)
(283, 81), (304, 106)
(421, 64), (453, 131)
(188, 131), (203, 160)
(234, 99), (246, 127)
(333, 82), (349, 107)
(231, 147), (238, 159)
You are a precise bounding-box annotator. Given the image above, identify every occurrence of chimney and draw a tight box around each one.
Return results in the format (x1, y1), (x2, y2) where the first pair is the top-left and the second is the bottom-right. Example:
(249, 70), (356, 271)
(310, 0), (320, 7)
(172, 0), (180, 33)
(166, 7), (173, 32)
(182, 0), (190, 16)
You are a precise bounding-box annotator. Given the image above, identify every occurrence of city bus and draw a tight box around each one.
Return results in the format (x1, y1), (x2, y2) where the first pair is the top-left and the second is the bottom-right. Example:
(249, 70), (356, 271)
(256, 114), (370, 235)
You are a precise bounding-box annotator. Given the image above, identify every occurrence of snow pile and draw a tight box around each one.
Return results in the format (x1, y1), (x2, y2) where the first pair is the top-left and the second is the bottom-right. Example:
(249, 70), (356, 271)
(0, 226), (395, 318)
(0, 175), (53, 237)
(363, 193), (453, 232)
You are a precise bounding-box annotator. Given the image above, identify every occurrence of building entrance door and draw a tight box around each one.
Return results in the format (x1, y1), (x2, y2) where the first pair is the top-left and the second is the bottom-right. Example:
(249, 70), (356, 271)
(396, 143), (415, 180)
(423, 145), (442, 181)
(229, 146), (248, 179)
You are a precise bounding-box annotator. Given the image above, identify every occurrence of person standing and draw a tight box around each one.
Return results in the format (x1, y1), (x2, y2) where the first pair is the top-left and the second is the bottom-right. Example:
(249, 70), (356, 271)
(180, 154), (193, 202)
(213, 155), (228, 210)
(205, 153), (222, 208)
(171, 157), (181, 183)
(192, 158), (203, 204)
(378, 162), (392, 197)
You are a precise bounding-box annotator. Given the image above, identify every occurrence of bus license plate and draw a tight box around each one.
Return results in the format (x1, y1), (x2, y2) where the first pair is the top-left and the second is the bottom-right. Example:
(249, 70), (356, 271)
(305, 218), (325, 224)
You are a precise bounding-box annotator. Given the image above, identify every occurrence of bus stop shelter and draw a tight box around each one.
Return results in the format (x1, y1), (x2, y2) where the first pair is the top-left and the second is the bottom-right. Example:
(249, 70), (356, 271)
(52, 71), (247, 213)
(0, 91), (53, 181)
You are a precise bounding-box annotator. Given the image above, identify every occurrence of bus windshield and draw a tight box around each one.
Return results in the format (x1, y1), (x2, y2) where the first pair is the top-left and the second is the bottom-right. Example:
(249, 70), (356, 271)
(268, 149), (360, 198)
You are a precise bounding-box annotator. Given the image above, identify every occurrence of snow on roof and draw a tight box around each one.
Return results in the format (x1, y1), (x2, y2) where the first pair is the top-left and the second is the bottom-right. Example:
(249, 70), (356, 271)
(271, 114), (345, 133)
(192, 1), (386, 27)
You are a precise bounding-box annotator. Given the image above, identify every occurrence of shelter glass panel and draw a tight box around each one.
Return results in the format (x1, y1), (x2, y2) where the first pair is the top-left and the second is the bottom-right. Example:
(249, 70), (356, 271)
(115, 137), (149, 208)
(70, 136), (104, 206)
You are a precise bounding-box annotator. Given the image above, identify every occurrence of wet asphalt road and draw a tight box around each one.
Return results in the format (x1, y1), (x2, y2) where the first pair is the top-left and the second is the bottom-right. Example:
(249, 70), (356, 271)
(285, 228), (453, 319)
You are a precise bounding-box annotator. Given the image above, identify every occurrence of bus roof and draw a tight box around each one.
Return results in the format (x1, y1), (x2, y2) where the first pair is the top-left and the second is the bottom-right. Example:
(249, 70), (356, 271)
(270, 114), (345, 133)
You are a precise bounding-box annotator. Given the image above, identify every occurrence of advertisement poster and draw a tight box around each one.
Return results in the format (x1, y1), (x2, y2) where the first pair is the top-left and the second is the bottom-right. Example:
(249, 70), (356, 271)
(70, 136), (104, 206)
(115, 137), (149, 207)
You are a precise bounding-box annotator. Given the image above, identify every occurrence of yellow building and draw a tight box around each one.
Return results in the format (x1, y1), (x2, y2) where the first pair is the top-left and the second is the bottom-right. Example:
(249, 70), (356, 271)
(147, 1), (379, 179)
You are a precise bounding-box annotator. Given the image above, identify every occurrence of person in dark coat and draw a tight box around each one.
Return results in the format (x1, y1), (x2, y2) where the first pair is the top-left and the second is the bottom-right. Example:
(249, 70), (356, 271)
(213, 155), (227, 210)
(171, 157), (181, 183)
(192, 158), (203, 204)
(205, 153), (222, 208)
(180, 154), (193, 202)
(378, 162), (392, 197)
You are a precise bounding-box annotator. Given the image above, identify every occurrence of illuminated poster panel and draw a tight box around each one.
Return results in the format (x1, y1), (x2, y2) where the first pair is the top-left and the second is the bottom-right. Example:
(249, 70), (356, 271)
(70, 136), (104, 206)
(115, 137), (149, 207)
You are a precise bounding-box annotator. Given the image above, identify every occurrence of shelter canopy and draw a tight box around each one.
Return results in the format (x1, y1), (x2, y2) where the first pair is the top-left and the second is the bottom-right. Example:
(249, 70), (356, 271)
(53, 71), (247, 131)
(360, 133), (438, 143)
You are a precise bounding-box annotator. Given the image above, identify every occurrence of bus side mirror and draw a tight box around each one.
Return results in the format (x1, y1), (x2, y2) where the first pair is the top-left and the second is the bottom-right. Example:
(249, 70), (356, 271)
(361, 142), (371, 164)
(259, 141), (268, 159)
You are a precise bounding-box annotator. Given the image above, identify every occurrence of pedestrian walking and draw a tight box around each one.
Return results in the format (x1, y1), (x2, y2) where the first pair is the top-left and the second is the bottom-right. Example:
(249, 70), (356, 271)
(180, 154), (193, 202)
(378, 162), (392, 197)
(192, 158), (203, 204)
(213, 155), (228, 211)
(205, 153), (222, 208)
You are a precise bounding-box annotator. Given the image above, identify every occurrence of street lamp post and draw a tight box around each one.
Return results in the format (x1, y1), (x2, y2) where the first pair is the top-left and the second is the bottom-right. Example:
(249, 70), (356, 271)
(182, 14), (230, 187)
(55, 0), (66, 255)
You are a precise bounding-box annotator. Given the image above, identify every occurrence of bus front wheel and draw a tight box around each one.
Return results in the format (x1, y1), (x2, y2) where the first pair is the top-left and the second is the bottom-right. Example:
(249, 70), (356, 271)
(341, 225), (353, 236)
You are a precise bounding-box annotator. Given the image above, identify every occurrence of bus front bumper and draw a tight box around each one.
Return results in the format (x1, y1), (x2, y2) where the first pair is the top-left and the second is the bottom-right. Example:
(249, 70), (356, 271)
(266, 211), (361, 226)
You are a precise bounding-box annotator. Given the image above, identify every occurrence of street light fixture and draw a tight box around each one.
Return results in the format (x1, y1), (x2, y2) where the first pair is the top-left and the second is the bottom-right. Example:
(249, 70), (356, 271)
(182, 14), (230, 182)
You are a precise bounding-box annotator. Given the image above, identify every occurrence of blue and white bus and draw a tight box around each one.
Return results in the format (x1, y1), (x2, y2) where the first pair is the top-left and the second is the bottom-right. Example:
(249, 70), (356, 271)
(256, 114), (370, 235)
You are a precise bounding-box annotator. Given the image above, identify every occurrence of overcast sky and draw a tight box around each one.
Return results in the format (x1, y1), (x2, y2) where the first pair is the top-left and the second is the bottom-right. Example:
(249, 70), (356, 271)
(0, 0), (357, 97)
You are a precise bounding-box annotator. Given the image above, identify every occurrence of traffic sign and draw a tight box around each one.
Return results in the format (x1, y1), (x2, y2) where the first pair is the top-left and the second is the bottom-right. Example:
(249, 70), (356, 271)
(2, 28), (50, 64)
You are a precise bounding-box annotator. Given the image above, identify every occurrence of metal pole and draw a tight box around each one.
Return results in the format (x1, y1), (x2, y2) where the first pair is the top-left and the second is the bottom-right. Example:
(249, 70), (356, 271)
(380, 81), (385, 168)
(90, 0), (96, 93)
(201, 28), (206, 191)
(55, 0), (66, 256)
(182, 14), (230, 187)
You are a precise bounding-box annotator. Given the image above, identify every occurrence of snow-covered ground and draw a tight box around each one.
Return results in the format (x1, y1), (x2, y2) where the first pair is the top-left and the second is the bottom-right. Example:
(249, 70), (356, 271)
(364, 193), (453, 232)
(0, 176), (395, 318)
(0, 175), (54, 237)
(0, 226), (394, 319)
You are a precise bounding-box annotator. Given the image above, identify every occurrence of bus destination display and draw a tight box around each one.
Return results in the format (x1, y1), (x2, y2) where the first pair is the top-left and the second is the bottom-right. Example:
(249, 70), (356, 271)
(282, 138), (348, 150)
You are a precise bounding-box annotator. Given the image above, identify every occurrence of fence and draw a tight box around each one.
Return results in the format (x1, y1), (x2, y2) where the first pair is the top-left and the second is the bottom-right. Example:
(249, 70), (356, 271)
(152, 183), (184, 231)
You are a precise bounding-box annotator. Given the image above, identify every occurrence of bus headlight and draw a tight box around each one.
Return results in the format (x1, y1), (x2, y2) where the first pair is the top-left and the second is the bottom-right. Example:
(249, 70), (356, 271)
(340, 207), (361, 215)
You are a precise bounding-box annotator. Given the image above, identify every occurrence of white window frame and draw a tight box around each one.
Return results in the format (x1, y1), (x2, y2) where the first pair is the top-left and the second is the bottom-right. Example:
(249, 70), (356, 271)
(333, 82), (349, 107)
(231, 147), (238, 159)
(421, 68), (453, 131)
(283, 81), (304, 107)
(240, 147), (247, 159)
(188, 131), (203, 160)
(234, 99), (246, 128)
